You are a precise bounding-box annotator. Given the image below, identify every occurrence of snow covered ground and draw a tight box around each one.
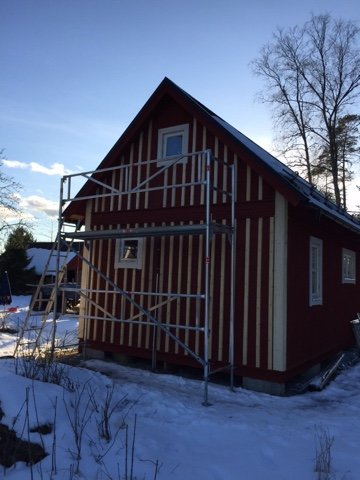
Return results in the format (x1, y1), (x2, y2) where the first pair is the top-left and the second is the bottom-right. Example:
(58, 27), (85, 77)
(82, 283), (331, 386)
(1, 297), (360, 479)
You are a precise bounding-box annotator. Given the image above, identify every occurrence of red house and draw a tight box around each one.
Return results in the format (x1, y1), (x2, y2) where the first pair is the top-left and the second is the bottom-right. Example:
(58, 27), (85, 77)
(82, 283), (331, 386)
(63, 78), (360, 397)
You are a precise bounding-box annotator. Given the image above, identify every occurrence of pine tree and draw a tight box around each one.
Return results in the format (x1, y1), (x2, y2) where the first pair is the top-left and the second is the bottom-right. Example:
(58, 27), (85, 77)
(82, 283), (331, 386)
(4, 225), (35, 250)
(0, 250), (37, 295)
(0, 226), (37, 295)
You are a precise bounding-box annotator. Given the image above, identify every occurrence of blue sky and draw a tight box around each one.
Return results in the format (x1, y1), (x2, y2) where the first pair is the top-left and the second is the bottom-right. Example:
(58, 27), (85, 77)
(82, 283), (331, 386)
(1, 0), (360, 242)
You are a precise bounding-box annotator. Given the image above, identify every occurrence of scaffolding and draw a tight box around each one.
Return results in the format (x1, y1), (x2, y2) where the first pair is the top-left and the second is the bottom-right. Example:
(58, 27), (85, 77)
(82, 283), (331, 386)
(20, 150), (236, 405)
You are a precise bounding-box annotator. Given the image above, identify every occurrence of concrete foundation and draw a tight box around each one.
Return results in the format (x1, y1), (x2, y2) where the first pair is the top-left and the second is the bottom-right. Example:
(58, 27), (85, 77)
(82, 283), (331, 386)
(242, 377), (286, 396)
(82, 347), (105, 360)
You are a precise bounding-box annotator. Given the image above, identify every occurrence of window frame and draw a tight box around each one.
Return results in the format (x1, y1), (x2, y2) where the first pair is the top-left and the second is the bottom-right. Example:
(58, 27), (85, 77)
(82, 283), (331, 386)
(342, 248), (356, 284)
(114, 238), (144, 270)
(157, 124), (189, 166)
(309, 236), (323, 306)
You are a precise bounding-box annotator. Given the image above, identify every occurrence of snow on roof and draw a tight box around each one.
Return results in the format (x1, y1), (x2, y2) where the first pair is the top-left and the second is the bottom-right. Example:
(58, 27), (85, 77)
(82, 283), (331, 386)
(27, 248), (77, 275)
(212, 115), (360, 233)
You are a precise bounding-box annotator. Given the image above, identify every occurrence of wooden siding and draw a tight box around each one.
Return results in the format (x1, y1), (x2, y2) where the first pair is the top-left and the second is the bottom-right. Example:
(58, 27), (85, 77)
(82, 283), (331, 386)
(286, 205), (360, 374)
(68, 81), (360, 389)
(79, 96), (279, 380)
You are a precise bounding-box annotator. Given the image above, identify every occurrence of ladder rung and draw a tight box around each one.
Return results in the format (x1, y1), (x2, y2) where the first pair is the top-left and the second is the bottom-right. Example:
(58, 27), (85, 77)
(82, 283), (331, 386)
(52, 343), (78, 350)
(29, 311), (51, 316)
(22, 327), (42, 332)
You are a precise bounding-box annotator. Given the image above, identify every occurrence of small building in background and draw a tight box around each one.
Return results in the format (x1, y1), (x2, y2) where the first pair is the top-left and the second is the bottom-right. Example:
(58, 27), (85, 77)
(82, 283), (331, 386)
(27, 243), (82, 312)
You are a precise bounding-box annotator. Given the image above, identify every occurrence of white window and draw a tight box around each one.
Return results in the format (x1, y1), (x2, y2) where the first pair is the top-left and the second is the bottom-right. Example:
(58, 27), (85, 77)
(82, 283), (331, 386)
(309, 236), (323, 306)
(157, 124), (189, 166)
(342, 248), (356, 284)
(115, 238), (143, 270)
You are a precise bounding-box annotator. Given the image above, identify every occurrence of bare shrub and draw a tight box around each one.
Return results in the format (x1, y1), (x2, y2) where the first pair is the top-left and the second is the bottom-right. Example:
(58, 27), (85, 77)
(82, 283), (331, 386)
(314, 425), (335, 480)
(122, 414), (161, 480)
(0, 310), (18, 333)
(14, 354), (76, 391)
(90, 385), (129, 443)
(63, 382), (93, 474)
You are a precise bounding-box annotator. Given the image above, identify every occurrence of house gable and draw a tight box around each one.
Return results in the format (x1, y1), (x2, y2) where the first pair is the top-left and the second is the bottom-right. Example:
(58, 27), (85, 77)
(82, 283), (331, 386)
(65, 77), (360, 237)
(64, 79), (306, 221)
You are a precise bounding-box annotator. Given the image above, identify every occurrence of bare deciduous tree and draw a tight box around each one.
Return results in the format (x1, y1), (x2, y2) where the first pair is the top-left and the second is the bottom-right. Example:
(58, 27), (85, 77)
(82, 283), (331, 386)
(252, 14), (360, 207)
(0, 149), (23, 242)
(315, 114), (360, 208)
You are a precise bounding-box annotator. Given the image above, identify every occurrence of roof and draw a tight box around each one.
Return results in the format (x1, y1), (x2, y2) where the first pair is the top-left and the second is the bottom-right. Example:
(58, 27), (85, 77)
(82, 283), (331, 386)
(27, 248), (77, 276)
(64, 77), (360, 233)
(211, 115), (360, 232)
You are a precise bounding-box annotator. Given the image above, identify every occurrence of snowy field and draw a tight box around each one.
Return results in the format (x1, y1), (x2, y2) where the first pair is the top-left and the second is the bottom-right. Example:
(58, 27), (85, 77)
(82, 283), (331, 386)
(1, 296), (360, 479)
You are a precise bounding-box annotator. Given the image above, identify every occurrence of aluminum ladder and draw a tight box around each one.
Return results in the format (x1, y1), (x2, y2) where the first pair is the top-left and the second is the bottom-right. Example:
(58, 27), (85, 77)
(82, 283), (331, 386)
(14, 222), (80, 358)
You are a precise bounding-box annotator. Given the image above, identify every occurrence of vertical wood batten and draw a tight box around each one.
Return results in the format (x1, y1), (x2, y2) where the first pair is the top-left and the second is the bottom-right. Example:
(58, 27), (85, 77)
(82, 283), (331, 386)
(120, 227), (129, 345)
(185, 231), (193, 352)
(79, 200), (92, 340)
(128, 223), (138, 347)
(273, 193), (288, 371)
(181, 155), (187, 206)
(96, 232), (104, 341)
(110, 170), (116, 211)
(102, 235), (112, 343)
(146, 232), (156, 349)
(145, 121), (152, 209)
(217, 225), (226, 362)
(89, 234), (97, 341)
(137, 233), (147, 348)
(242, 218), (251, 365)
(135, 132), (143, 210)
(175, 226), (184, 354)
(165, 230), (175, 353)
(222, 147), (229, 204)
(127, 145), (134, 210)
(157, 235), (166, 350)
(246, 166), (251, 202)
(213, 137), (219, 204)
(208, 234), (216, 359)
(258, 176), (263, 201)
(267, 217), (275, 370)
(200, 127), (206, 205)
(94, 188), (99, 213)
(171, 164), (177, 207)
(110, 230), (119, 345)
(255, 218), (263, 368)
(195, 233), (203, 355)
(190, 119), (197, 206)
(118, 156), (124, 211)
(101, 185), (106, 212)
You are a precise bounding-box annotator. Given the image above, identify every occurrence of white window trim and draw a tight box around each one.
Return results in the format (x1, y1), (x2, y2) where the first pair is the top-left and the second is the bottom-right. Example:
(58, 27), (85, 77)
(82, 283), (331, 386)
(157, 124), (189, 166)
(342, 248), (356, 284)
(115, 238), (144, 270)
(309, 236), (323, 306)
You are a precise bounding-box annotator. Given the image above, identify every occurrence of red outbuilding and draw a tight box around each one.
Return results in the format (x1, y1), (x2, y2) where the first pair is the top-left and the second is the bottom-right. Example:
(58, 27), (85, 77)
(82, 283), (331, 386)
(63, 78), (360, 397)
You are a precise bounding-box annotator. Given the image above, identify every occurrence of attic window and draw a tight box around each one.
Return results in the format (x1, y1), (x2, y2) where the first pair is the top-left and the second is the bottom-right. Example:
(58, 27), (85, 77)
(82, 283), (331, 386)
(157, 124), (189, 166)
(115, 238), (144, 270)
(342, 248), (356, 284)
